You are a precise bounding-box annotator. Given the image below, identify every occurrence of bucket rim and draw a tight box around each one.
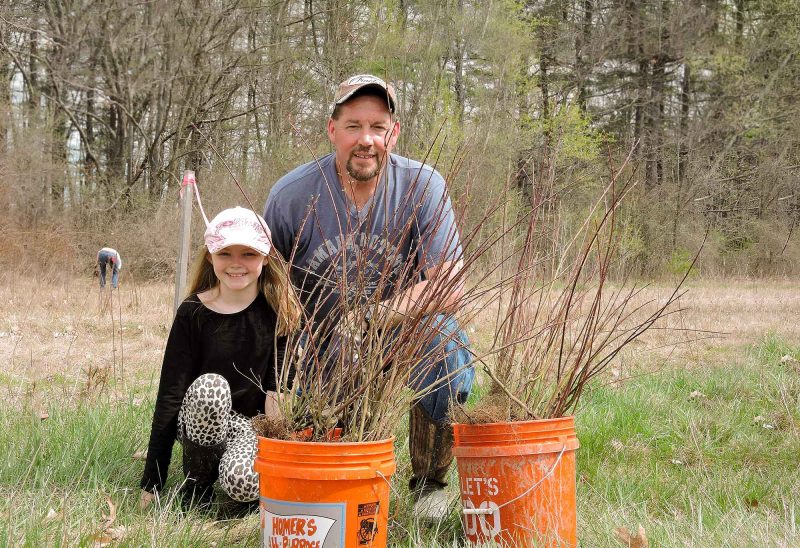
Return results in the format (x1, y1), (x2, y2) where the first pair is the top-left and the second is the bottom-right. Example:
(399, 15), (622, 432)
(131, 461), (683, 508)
(452, 416), (578, 457)
(257, 434), (395, 448)
(452, 415), (575, 430)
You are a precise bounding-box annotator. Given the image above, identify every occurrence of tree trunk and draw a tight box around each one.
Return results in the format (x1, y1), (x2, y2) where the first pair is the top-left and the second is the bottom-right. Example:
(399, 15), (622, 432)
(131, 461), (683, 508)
(106, 103), (126, 193)
(646, 54), (665, 188)
(453, 0), (466, 124)
(678, 62), (691, 186)
(735, 0), (745, 48)
(27, 30), (38, 113)
(0, 53), (8, 155)
(576, 0), (593, 112)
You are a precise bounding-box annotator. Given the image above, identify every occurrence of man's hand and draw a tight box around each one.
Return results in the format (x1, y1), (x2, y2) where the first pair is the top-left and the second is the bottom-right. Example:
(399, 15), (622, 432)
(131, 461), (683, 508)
(139, 489), (156, 510)
(335, 310), (368, 343)
(377, 259), (464, 329)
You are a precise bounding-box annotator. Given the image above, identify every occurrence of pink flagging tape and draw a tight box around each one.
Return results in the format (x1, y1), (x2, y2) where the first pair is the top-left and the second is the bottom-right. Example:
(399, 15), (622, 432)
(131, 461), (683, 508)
(179, 170), (210, 226)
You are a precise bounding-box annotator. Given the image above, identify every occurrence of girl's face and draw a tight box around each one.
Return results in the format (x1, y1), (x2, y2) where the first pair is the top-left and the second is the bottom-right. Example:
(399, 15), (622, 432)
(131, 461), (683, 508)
(208, 244), (268, 294)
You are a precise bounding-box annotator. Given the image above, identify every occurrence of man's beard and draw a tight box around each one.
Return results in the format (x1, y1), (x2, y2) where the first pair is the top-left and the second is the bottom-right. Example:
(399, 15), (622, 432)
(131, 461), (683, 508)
(346, 149), (383, 182)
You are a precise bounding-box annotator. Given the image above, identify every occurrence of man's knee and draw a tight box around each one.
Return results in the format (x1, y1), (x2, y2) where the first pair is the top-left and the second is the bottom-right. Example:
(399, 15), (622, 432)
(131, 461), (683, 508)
(414, 316), (475, 422)
(416, 368), (474, 422)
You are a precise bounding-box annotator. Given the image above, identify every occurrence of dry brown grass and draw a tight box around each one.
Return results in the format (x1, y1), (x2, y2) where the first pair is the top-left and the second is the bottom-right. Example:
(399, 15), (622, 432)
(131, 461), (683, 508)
(661, 278), (800, 344)
(607, 278), (800, 374)
(552, 279), (800, 392)
(465, 277), (800, 381)
(1, 275), (797, 407)
(0, 274), (174, 405)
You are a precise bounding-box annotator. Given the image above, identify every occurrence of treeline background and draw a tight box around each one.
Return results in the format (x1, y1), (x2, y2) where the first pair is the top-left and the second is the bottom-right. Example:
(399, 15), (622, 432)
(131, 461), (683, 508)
(1, 0), (798, 280)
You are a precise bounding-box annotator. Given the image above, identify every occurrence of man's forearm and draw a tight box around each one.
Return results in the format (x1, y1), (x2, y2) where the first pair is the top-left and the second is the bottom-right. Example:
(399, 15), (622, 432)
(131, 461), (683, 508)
(376, 260), (463, 328)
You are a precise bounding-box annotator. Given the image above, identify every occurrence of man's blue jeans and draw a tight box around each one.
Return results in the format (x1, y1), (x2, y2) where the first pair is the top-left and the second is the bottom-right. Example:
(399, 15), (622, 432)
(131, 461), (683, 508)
(409, 314), (474, 422)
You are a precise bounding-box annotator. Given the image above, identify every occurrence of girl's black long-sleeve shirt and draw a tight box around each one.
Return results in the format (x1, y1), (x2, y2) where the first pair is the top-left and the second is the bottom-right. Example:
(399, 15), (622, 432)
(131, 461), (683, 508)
(140, 293), (282, 493)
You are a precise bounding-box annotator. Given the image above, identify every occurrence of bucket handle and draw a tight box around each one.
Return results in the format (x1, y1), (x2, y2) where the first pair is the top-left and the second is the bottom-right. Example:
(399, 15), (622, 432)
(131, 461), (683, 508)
(376, 470), (402, 498)
(462, 443), (567, 516)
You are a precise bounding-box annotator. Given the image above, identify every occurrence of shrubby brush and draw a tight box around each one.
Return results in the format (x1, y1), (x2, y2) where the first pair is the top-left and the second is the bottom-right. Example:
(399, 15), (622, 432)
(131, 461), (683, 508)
(455, 147), (693, 423)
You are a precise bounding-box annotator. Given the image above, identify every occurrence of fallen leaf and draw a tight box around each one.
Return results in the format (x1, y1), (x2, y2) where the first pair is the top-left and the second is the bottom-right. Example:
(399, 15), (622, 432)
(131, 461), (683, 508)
(614, 524), (649, 547)
(100, 495), (116, 528)
(91, 533), (114, 547)
(91, 496), (126, 546)
(745, 497), (759, 508)
(132, 449), (147, 460)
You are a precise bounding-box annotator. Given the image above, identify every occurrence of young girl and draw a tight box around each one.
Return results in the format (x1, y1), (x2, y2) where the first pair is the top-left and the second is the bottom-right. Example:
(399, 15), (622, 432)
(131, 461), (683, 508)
(139, 207), (301, 510)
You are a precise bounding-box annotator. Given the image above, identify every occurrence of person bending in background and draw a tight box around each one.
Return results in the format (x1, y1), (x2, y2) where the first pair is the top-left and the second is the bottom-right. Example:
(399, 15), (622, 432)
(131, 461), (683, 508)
(139, 207), (301, 511)
(96, 247), (122, 289)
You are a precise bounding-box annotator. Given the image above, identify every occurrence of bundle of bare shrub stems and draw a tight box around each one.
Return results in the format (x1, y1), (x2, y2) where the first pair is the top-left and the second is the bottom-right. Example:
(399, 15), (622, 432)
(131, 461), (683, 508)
(254, 144), (689, 443)
(461, 148), (691, 424)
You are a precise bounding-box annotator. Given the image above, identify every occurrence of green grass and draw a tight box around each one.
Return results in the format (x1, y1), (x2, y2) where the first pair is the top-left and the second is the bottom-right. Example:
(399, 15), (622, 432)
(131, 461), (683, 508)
(575, 333), (800, 546)
(2, 335), (799, 546)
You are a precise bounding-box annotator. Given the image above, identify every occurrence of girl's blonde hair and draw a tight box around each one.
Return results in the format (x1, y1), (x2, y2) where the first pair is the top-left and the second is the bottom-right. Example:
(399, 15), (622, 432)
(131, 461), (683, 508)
(187, 244), (302, 336)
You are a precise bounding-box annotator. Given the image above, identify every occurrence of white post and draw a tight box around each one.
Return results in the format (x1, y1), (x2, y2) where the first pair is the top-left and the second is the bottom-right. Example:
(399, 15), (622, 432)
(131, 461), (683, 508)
(174, 170), (195, 317)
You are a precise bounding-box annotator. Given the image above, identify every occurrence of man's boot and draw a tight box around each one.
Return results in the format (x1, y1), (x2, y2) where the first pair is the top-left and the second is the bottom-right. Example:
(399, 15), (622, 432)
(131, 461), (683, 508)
(181, 436), (226, 511)
(409, 403), (454, 521)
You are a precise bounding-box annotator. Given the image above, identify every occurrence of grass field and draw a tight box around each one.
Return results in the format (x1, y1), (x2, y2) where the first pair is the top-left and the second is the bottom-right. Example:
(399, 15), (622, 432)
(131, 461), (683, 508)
(1, 275), (798, 546)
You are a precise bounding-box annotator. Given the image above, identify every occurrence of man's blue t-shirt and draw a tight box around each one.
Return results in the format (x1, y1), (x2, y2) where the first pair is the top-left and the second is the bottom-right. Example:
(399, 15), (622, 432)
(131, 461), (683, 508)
(264, 152), (462, 325)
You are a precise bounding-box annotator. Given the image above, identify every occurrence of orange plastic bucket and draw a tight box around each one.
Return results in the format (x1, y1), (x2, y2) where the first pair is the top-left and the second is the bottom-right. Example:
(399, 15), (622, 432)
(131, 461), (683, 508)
(453, 416), (579, 547)
(254, 436), (396, 548)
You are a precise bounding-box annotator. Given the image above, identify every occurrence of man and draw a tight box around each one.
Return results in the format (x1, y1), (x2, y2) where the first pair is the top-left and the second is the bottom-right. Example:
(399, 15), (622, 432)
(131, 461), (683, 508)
(96, 247), (122, 289)
(264, 74), (473, 519)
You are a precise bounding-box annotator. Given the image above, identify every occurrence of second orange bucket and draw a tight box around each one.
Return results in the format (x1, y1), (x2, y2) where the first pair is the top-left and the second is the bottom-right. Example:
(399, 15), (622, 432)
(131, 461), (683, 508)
(254, 436), (396, 548)
(453, 416), (580, 547)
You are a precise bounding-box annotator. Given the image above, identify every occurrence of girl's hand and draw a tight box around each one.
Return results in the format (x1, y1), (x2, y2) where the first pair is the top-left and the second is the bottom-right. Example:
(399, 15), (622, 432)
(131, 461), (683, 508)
(139, 489), (157, 510)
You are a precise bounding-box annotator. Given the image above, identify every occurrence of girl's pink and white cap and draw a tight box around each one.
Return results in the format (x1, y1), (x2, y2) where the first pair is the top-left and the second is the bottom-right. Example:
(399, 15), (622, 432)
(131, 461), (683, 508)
(204, 207), (272, 256)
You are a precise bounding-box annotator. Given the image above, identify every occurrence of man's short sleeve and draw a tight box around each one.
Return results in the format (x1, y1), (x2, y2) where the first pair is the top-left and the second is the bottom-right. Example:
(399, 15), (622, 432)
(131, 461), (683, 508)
(413, 168), (463, 272)
(264, 185), (293, 262)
